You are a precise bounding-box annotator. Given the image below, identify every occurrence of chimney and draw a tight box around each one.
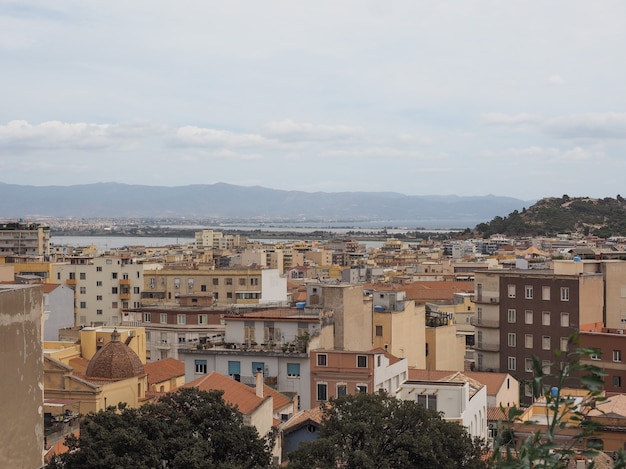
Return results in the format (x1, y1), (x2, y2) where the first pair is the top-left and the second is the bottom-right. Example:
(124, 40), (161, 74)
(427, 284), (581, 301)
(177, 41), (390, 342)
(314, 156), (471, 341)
(255, 369), (264, 398)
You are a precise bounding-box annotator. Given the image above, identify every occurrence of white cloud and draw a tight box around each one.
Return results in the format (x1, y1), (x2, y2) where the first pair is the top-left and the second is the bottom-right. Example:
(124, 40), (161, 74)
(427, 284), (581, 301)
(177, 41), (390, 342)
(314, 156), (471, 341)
(492, 145), (602, 162)
(172, 126), (276, 149)
(320, 147), (447, 160)
(264, 120), (365, 142)
(548, 74), (565, 86)
(480, 113), (544, 127)
(543, 113), (626, 139)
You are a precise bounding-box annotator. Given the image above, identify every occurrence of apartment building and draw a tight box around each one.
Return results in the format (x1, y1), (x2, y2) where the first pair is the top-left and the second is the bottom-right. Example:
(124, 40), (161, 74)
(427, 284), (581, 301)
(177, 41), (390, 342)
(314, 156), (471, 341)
(473, 265), (604, 402)
(194, 229), (243, 250)
(580, 329), (626, 395)
(52, 255), (144, 326)
(372, 289), (426, 369)
(0, 221), (50, 257)
(309, 348), (408, 408)
(142, 267), (287, 307)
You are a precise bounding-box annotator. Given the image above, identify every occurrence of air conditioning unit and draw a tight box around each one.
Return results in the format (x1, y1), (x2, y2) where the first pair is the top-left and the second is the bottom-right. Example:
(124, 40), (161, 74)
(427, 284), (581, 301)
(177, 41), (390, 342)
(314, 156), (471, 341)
(97, 337), (104, 343)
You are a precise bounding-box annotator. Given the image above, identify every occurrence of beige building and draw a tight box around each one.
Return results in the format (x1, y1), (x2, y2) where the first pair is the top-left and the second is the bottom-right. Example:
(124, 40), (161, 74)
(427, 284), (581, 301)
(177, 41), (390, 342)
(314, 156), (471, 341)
(52, 255), (144, 326)
(372, 289), (426, 369)
(0, 221), (50, 256)
(0, 284), (44, 469)
(425, 313), (465, 372)
(142, 266), (287, 307)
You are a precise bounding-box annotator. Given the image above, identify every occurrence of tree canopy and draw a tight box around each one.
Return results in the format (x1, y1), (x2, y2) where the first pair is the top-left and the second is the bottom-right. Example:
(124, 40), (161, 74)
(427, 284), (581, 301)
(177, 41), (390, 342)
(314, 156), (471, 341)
(286, 392), (487, 469)
(46, 388), (274, 469)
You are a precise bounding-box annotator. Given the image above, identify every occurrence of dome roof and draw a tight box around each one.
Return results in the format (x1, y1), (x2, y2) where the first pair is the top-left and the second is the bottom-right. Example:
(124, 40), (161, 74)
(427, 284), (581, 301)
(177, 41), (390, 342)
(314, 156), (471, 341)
(85, 329), (145, 380)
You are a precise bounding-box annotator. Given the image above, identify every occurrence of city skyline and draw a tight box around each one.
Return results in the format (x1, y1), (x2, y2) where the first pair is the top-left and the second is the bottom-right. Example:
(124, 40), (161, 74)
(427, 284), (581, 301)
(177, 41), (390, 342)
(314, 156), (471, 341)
(2, 1), (626, 200)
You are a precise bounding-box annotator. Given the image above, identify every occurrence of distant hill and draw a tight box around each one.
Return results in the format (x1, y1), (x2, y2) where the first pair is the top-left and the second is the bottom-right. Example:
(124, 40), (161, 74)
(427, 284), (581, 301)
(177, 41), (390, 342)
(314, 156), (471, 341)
(0, 182), (530, 228)
(475, 195), (626, 237)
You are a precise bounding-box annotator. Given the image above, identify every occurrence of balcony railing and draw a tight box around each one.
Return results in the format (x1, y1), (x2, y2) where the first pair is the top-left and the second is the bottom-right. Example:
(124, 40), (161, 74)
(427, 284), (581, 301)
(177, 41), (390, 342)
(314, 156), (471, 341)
(472, 295), (499, 305)
(474, 342), (500, 352)
(119, 278), (131, 285)
(470, 318), (500, 328)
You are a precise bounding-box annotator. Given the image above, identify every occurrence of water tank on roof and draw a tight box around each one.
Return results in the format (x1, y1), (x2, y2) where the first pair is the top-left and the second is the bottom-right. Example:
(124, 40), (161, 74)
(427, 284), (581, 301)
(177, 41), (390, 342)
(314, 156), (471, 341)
(296, 302), (306, 309)
(573, 256), (581, 262)
(374, 305), (385, 312)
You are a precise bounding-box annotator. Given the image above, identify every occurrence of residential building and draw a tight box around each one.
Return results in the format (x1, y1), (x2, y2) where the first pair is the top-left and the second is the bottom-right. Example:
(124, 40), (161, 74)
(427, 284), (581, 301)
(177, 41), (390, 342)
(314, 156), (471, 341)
(309, 348), (408, 408)
(372, 289), (426, 369)
(52, 254), (144, 326)
(144, 358), (186, 393)
(425, 310), (465, 372)
(142, 267), (287, 307)
(0, 221), (50, 256)
(281, 406), (324, 463)
(397, 371), (488, 440)
(473, 265), (604, 402)
(42, 283), (75, 341)
(580, 329), (626, 395)
(179, 308), (318, 409)
(0, 284), (44, 469)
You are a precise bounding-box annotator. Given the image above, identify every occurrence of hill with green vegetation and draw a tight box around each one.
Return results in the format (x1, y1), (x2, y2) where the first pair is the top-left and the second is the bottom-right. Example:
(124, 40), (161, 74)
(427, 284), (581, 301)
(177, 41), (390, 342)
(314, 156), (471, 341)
(475, 195), (626, 238)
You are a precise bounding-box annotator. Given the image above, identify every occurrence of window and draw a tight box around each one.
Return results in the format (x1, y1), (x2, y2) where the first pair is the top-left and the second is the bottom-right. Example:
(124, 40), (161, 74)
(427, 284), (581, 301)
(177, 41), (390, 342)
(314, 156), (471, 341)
(226, 292), (233, 299)
(416, 393), (437, 410)
(614, 376), (622, 388)
(96, 309), (103, 315)
(317, 383), (328, 401)
(507, 309), (516, 323)
(542, 360), (551, 374)
(226, 278), (233, 285)
(560, 337), (569, 352)
(194, 360), (207, 374)
(525, 310), (533, 324)
(337, 384), (347, 397)
(356, 384), (368, 394)
(57, 273), (61, 280)
(542, 311), (551, 326)
(212, 278), (219, 286)
(198, 314), (207, 325)
(508, 356), (516, 371)
(228, 361), (241, 377)
(174, 278), (180, 289)
(96, 266), (102, 272)
(252, 362), (265, 375)
(590, 353), (600, 360)
(317, 354), (327, 366)
(96, 281), (102, 287)
(375, 325), (383, 337)
(561, 312), (570, 328)
(542, 336), (551, 350)
(525, 286), (533, 299)
(112, 272), (118, 280)
(111, 301), (118, 308)
(69, 272), (75, 280)
(201, 285), (207, 292)
(178, 335), (186, 343)
(79, 301), (86, 309)
(507, 333), (516, 347)
(79, 287), (86, 294)
(239, 278), (246, 286)
(560, 287), (569, 301)
(160, 313), (168, 324)
(525, 358), (534, 372)
(177, 314), (186, 325)
(96, 295), (102, 301)
(79, 272), (86, 280)
(106, 259), (112, 264)
(133, 287), (140, 294)
(357, 355), (368, 368)
(542, 286), (550, 300)
(614, 350), (622, 362)
(144, 313), (151, 322)
(507, 284), (516, 298)
(287, 363), (300, 377)
(187, 278), (194, 289)
(525, 334), (533, 348)
(111, 287), (118, 294)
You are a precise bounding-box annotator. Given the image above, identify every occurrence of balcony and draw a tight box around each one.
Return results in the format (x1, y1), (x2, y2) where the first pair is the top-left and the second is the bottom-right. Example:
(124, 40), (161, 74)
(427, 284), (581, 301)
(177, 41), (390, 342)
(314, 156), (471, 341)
(472, 295), (499, 305)
(119, 292), (131, 300)
(474, 342), (500, 352)
(470, 318), (500, 328)
(119, 278), (131, 285)
(66, 278), (77, 286)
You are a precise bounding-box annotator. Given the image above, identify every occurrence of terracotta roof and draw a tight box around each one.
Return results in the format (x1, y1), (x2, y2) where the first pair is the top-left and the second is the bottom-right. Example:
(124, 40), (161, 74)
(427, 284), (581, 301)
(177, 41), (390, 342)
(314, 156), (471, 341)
(85, 329), (145, 380)
(185, 371), (281, 415)
(68, 357), (89, 374)
(487, 406), (511, 422)
(144, 358), (185, 386)
(409, 369), (511, 397)
(370, 347), (404, 365)
(588, 393), (626, 418)
(282, 406), (325, 435)
(42, 283), (61, 293)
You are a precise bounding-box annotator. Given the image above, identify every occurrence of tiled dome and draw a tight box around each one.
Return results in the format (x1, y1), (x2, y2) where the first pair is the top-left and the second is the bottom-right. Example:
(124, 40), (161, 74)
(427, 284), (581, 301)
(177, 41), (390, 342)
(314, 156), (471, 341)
(85, 329), (145, 380)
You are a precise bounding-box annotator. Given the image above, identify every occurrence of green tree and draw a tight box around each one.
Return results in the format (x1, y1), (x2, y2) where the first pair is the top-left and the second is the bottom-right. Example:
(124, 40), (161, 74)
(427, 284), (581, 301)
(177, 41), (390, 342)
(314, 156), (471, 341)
(47, 388), (274, 469)
(491, 334), (626, 468)
(287, 392), (487, 469)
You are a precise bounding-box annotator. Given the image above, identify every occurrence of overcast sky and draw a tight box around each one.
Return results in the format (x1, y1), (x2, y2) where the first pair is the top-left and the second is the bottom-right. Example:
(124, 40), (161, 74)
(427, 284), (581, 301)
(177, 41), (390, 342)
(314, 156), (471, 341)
(1, 1), (625, 200)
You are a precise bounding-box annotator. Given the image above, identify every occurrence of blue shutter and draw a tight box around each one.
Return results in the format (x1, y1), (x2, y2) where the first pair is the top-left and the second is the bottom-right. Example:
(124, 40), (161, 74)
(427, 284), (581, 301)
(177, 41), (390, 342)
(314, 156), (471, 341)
(228, 361), (240, 375)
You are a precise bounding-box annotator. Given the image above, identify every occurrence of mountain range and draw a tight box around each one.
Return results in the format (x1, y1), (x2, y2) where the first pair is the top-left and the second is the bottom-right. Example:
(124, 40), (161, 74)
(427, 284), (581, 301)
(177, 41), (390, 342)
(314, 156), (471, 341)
(0, 182), (530, 228)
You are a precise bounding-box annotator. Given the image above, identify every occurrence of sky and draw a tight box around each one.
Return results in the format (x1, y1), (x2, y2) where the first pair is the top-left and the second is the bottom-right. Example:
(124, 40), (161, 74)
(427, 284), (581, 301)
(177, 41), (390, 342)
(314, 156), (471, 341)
(1, 1), (626, 201)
